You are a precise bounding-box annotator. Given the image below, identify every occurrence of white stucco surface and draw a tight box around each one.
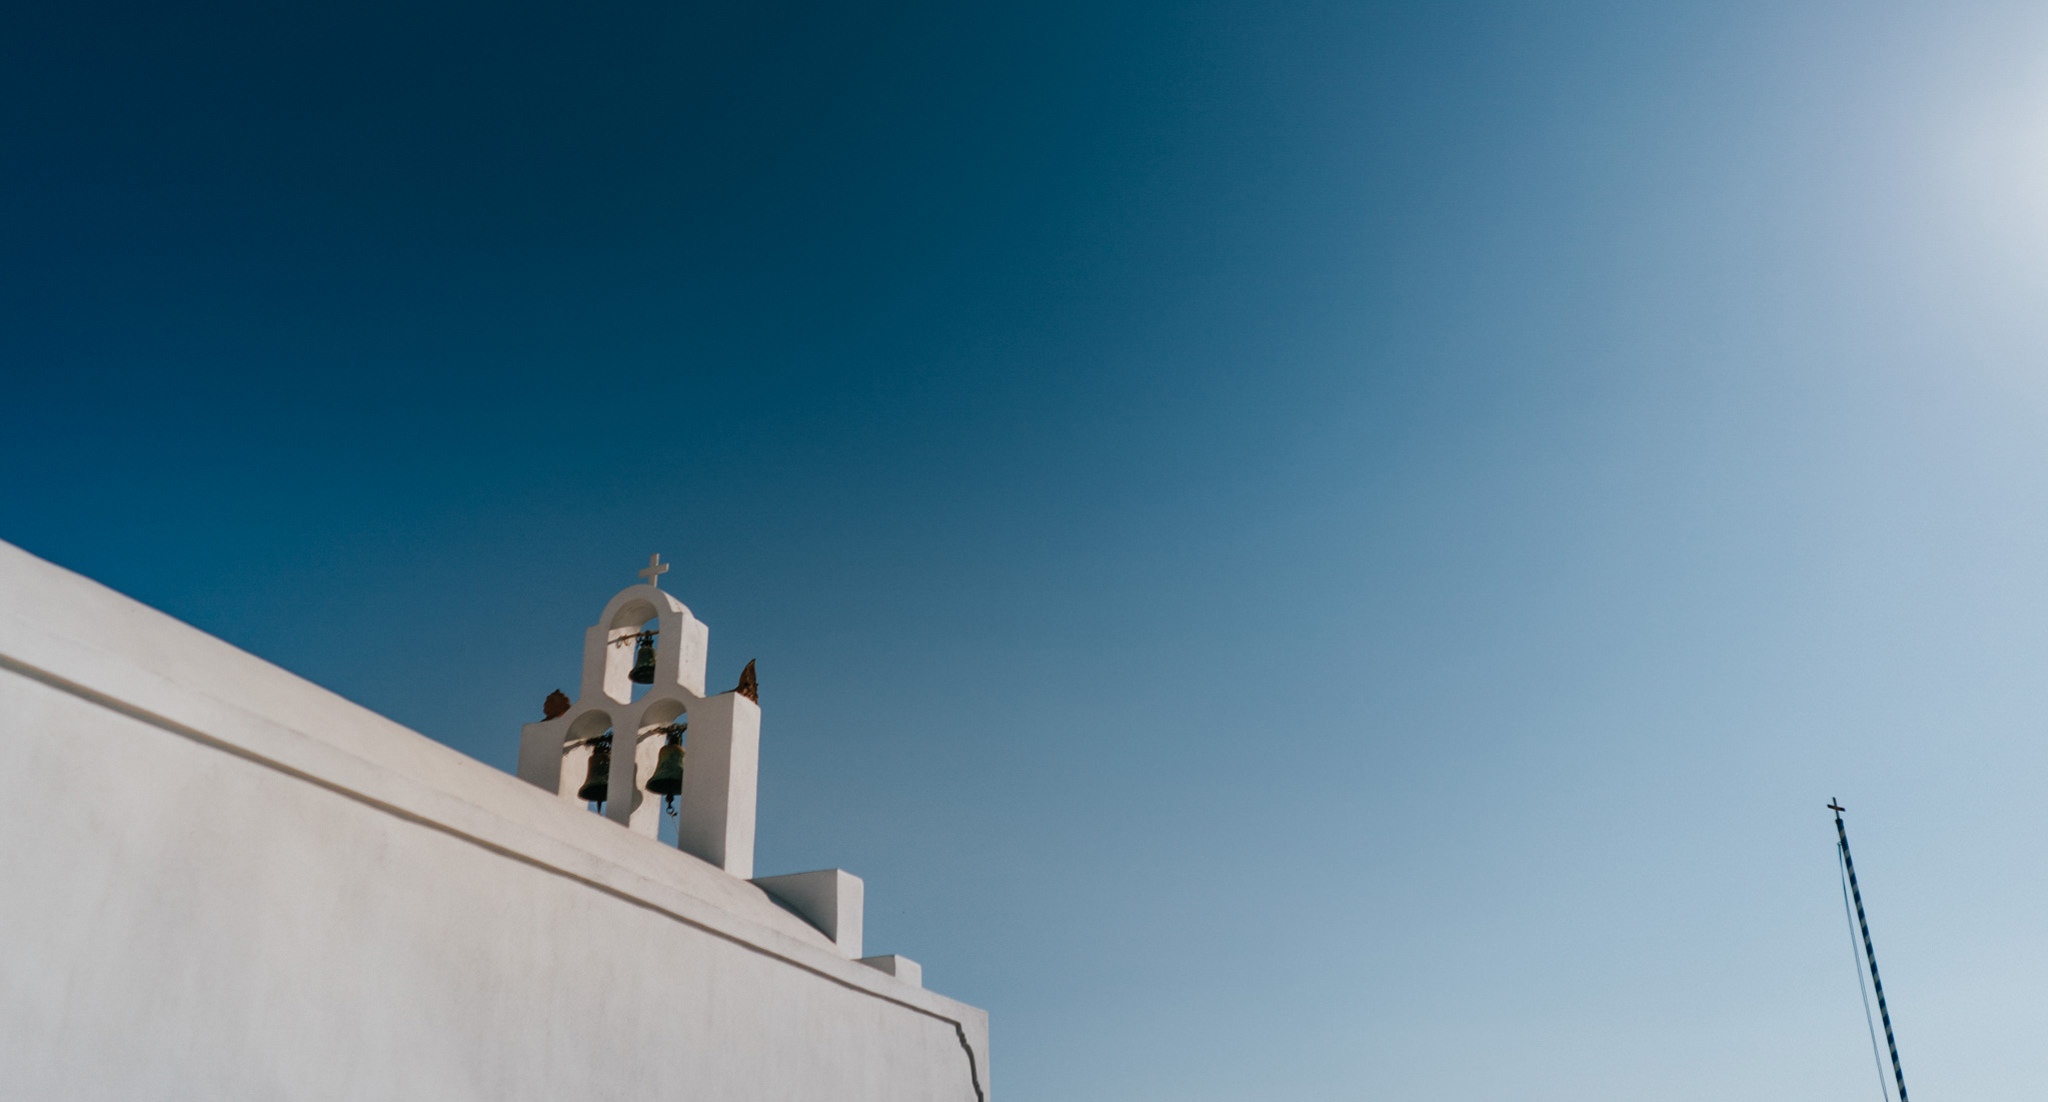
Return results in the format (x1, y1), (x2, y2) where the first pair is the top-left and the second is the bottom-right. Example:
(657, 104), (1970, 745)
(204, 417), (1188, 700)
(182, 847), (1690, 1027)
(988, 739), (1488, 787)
(755, 869), (865, 959)
(860, 955), (924, 989)
(0, 540), (987, 1100)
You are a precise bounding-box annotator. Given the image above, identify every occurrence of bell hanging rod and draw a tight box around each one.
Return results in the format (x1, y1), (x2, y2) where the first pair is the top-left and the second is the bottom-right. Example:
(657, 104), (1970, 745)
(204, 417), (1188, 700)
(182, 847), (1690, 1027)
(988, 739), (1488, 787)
(609, 628), (660, 646)
(635, 720), (687, 743)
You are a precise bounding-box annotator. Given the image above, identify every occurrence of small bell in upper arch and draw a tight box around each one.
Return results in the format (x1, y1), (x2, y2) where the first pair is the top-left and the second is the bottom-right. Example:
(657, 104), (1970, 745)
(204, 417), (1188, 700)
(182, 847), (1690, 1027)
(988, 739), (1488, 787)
(646, 723), (685, 815)
(629, 632), (656, 684)
(577, 734), (612, 804)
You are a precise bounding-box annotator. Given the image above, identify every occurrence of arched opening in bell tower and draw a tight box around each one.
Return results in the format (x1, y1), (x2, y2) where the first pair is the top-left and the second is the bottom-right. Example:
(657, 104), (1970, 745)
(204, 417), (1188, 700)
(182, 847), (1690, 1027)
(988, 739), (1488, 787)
(637, 697), (689, 845)
(601, 595), (664, 703)
(564, 710), (615, 815)
(626, 616), (659, 702)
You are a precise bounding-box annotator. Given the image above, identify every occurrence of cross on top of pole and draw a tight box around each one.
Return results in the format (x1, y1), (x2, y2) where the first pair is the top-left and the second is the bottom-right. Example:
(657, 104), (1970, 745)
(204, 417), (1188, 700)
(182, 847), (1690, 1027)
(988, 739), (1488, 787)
(639, 553), (670, 588)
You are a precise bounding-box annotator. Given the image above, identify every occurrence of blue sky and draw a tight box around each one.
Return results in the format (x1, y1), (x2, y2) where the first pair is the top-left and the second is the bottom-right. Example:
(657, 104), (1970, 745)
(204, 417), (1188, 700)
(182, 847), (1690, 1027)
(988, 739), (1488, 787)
(9, 0), (2048, 1097)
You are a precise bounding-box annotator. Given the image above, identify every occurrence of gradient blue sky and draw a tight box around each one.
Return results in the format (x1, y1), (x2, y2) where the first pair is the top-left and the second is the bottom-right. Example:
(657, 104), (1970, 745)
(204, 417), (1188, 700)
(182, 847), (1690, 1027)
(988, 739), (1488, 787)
(9, 0), (2048, 1097)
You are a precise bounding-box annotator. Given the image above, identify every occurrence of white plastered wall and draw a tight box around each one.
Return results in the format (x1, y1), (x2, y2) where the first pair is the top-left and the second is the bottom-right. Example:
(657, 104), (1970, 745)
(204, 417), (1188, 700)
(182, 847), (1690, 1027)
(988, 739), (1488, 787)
(0, 541), (988, 1101)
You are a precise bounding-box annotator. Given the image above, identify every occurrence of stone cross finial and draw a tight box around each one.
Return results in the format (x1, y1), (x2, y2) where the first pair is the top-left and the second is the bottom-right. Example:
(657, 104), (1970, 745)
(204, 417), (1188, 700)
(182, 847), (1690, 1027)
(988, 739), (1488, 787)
(639, 553), (670, 588)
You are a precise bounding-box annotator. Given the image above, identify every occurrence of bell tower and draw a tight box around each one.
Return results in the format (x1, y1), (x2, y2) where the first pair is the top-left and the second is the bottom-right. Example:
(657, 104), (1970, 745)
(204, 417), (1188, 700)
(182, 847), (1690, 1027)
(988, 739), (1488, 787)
(515, 555), (762, 878)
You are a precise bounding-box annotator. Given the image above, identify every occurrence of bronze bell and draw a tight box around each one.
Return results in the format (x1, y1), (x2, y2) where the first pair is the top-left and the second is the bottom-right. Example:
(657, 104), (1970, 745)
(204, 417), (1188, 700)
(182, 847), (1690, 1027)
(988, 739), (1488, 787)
(577, 735), (612, 803)
(646, 726), (685, 813)
(629, 632), (656, 684)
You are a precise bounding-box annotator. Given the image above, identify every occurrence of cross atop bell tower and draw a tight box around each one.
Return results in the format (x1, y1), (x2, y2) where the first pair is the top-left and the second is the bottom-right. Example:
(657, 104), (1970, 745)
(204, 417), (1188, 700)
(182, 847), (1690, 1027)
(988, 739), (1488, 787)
(639, 553), (669, 588)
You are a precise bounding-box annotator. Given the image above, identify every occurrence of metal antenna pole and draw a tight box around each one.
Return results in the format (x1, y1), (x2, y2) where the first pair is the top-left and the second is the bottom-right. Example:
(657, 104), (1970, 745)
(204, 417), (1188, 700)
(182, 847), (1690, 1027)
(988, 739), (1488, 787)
(1831, 800), (1909, 1102)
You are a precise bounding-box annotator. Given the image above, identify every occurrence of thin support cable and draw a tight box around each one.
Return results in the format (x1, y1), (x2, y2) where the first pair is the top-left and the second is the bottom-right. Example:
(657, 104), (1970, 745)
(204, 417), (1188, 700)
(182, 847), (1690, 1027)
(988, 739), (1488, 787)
(1833, 804), (1910, 1102)
(1839, 840), (1891, 1102)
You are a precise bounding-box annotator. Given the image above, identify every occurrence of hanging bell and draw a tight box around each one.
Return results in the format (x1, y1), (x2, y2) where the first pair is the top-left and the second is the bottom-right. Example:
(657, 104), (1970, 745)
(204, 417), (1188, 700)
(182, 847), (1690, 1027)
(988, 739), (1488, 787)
(629, 632), (656, 684)
(576, 735), (612, 803)
(646, 726), (685, 814)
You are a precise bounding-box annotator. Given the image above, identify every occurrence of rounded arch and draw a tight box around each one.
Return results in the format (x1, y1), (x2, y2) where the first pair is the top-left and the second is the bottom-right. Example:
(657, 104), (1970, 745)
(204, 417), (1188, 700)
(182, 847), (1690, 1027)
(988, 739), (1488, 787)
(599, 584), (693, 632)
(637, 697), (689, 733)
(561, 709), (616, 803)
(594, 586), (699, 701)
(567, 709), (614, 743)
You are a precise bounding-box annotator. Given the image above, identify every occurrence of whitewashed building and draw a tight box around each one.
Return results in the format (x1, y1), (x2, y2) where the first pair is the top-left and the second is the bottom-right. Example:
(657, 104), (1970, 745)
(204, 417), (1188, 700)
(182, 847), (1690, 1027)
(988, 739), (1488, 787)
(0, 540), (989, 1100)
